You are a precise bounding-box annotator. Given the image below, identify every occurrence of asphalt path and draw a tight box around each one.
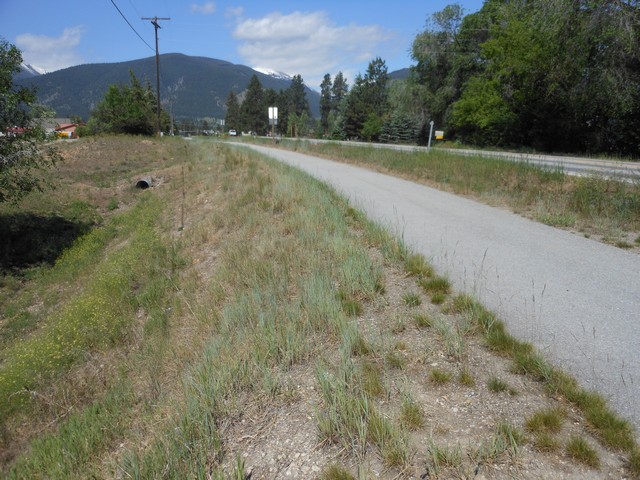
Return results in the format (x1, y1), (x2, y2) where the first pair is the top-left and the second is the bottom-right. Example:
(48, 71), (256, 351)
(298, 138), (640, 182)
(237, 143), (640, 433)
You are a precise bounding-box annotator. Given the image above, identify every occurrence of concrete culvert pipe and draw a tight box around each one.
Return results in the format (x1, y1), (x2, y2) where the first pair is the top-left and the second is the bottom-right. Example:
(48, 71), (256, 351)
(136, 177), (153, 189)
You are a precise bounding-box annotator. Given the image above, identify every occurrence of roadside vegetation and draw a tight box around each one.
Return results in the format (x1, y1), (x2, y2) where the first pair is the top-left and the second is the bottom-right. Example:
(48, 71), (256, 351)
(261, 138), (640, 251)
(1, 136), (638, 478)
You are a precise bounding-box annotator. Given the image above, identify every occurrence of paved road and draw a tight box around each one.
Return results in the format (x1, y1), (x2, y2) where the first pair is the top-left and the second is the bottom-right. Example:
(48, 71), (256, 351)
(238, 143), (640, 433)
(298, 138), (640, 182)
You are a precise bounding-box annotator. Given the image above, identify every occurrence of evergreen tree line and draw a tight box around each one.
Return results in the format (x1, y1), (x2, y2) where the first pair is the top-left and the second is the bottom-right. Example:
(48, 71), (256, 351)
(224, 74), (311, 136)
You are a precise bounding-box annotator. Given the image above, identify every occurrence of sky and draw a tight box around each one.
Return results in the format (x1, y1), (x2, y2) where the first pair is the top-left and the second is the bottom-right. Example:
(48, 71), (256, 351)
(1, 0), (484, 90)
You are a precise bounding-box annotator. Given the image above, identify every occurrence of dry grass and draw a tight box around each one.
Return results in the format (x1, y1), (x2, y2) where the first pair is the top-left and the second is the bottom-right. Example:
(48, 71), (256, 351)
(1, 136), (638, 479)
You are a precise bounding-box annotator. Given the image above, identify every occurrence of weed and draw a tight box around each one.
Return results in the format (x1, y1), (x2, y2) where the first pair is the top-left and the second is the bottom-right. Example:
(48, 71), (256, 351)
(532, 432), (560, 452)
(566, 436), (600, 469)
(343, 326), (371, 357)
(430, 368), (452, 385)
(487, 376), (518, 396)
(107, 197), (119, 211)
(475, 421), (524, 463)
(414, 312), (433, 329)
(368, 412), (409, 467)
(338, 290), (363, 317)
(361, 360), (385, 398)
(320, 464), (356, 480)
(400, 396), (425, 430)
(458, 368), (476, 387)
(629, 448), (640, 477)
(525, 407), (565, 434)
(390, 315), (407, 334)
(427, 441), (463, 475)
(496, 421), (525, 451)
(404, 253), (433, 278)
(431, 291), (447, 305)
(418, 276), (451, 296)
(536, 212), (576, 227)
(432, 315), (466, 361)
(385, 350), (405, 370)
(403, 292), (422, 307)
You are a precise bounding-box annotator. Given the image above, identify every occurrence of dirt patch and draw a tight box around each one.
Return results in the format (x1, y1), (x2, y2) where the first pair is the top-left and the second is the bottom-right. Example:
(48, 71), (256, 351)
(219, 247), (632, 478)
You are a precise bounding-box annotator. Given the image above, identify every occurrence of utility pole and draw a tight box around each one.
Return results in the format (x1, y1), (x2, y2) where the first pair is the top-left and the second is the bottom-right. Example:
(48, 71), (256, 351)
(142, 16), (170, 137)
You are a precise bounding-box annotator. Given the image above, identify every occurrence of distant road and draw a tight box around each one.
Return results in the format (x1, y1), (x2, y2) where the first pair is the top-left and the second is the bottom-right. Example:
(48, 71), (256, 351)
(237, 143), (640, 433)
(296, 138), (640, 182)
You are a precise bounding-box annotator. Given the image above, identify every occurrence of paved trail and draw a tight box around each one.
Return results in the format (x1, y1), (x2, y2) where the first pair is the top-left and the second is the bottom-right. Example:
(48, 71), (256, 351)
(239, 143), (640, 433)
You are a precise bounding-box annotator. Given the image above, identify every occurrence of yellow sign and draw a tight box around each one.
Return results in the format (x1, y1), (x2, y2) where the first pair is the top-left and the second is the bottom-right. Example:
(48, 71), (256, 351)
(435, 130), (444, 140)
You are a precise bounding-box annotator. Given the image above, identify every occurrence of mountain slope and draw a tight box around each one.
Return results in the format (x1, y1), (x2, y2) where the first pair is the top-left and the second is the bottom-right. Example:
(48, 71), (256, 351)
(15, 53), (321, 120)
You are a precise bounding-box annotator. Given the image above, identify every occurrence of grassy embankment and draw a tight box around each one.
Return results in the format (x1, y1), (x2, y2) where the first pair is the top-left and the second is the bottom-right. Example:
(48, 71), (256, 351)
(0, 136), (638, 478)
(258, 138), (640, 250)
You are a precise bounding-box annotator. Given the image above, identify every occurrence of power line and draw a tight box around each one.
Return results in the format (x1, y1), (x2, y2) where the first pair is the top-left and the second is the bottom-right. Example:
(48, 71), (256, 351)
(109, 0), (154, 52)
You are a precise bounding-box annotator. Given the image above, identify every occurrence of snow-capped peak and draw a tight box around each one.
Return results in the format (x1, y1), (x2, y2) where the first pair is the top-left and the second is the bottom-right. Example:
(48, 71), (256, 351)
(253, 67), (292, 81)
(20, 63), (46, 76)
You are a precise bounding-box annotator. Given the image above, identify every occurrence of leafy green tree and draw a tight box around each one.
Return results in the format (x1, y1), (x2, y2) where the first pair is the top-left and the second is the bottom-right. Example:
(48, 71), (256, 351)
(224, 90), (240, 131)
(0, 39), (60, 204)
(413, 0), (640, 154)
(410, 4), (467, 131)
(89, 71), (165, 135)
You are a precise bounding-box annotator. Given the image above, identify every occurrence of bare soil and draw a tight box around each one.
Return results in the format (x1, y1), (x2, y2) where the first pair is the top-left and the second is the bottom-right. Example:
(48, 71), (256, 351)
(216, 249), (634, 478)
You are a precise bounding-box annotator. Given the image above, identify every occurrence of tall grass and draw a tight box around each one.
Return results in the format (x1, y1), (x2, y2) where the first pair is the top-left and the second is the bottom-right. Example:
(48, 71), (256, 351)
(0, 195), (174, 420)
(118, 144), (406, 476)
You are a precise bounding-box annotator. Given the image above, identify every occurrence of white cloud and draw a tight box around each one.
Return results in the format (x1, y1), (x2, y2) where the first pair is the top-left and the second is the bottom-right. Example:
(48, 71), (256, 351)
(233, 11), (391, 88)
(190, 2), (216, 15)
(16, 26), (85, 72)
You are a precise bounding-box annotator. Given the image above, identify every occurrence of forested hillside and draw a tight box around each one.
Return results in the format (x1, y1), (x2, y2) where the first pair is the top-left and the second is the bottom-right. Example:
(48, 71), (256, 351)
(15, 53), (321, 121)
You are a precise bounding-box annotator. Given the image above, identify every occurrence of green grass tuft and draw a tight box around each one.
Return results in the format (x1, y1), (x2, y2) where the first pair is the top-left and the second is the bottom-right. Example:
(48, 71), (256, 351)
(487, 376), (518, 396)
(418, 276), (451, 296)
(403, 292), (422, 307)
(319, 464), (356, 480)
(414, 312), (433, 329)
(430, 368), (452, 385)
(566, 436), (600, 469)
(525, 407), (565, 434)
(400, 396), (425, 430)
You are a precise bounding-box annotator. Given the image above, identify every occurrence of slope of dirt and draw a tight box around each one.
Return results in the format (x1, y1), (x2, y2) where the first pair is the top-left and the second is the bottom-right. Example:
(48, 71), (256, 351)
(216, 248), (632, 479)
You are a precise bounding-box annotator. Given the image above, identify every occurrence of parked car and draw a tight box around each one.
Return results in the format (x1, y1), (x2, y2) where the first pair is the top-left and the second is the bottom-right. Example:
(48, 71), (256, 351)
(229, 129), (237, 136)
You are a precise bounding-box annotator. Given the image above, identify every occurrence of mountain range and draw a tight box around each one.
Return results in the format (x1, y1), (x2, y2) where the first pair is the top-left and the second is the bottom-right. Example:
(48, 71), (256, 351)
(16, 54), (411, 121)
(15, 53), (323, 121)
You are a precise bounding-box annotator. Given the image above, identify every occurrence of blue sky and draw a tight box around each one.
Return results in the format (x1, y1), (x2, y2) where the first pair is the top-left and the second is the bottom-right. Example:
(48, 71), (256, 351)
(1, 0), (484, 89)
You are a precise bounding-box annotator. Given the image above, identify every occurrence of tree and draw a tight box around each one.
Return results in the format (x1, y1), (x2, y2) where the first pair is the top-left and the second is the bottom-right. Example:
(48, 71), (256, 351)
(342, 58), (389, 141)
(319, 74), (332, 134)
(89, 71), (165, 135)
(239, 75), (267, 134)
(410, 4), (469, 131)
(224, 91), (240, 131)
(331, 71), (348, 114)
(0, 39), (60, 204)
(287, 74), (310, 117)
